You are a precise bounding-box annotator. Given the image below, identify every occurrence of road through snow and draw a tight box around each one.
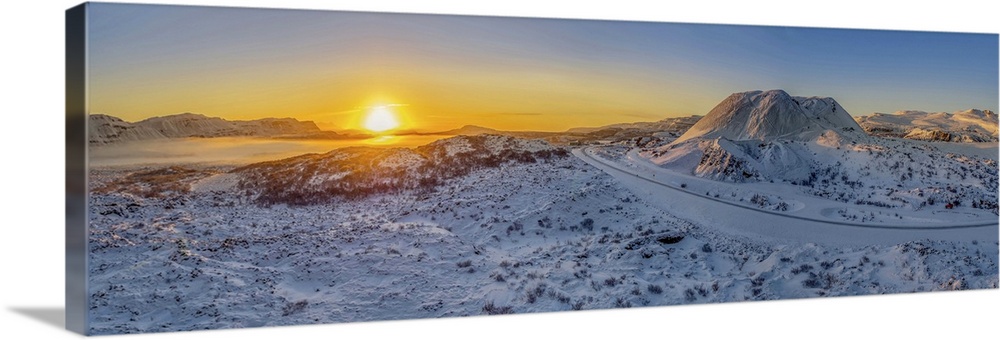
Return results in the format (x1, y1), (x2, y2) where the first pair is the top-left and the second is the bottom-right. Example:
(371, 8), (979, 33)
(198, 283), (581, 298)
(573, 148), (998, 246)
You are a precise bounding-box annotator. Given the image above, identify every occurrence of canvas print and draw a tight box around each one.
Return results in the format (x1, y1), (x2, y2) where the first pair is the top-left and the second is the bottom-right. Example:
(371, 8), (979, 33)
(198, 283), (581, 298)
(70, 2), (999, 335)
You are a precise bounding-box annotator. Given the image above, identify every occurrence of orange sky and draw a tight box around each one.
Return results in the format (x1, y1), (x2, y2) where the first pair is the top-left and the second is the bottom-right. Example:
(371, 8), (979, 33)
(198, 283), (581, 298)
(86, 4), (998, 133)
(87, 33), (710, 132)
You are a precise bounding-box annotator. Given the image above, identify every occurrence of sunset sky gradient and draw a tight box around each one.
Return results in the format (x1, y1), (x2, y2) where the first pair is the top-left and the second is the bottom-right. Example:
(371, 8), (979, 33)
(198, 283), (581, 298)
(87, 3), (998, 132)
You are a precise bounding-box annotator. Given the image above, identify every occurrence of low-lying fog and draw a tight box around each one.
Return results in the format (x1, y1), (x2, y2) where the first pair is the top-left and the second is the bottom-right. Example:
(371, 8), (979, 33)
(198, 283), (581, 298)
(89, 135), (449, 167)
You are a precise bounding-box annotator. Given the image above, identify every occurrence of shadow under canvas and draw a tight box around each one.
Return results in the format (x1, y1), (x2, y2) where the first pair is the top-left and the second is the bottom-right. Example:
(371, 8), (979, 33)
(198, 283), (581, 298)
(9, 307), (66, 330)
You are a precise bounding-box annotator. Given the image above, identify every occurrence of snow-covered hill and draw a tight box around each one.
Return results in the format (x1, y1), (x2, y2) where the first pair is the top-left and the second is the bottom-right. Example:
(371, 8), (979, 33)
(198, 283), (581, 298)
(855, 109), (998, 142)
(644, 90), (998, 215)
(648, 90), (863, 182)
(568, 115), (702, 136)
(87, 147), (998, 334)
(421, 116), (700, 148)
(89, 113), (322, 145)
(673, 90), (862, 144)
(229, 135), (567, 205)
(562, 115), (703, 148)
(89, 114), (169, 144)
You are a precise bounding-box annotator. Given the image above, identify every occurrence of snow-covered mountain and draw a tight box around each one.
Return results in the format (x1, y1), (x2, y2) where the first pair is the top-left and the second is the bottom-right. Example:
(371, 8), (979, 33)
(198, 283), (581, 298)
(89, 114), (169, 144)
(673, 90), (862, 144)
(643, 90), (998, 216)
(89, 113), (322, 145)
(648, 90), (863, 182)
(230, 134), (568, 205)
(855, 109), (998, 142)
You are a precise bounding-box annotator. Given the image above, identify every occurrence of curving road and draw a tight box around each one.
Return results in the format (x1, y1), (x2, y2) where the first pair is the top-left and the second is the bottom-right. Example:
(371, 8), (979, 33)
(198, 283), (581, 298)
(574, 147), (997, 231)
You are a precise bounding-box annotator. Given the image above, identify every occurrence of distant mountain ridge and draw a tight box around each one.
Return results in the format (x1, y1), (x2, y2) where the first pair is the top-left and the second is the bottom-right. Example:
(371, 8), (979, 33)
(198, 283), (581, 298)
(855, 109), (998, 142)
(434, 125), (502, 136)
(89, 113), (323, 145)
(566, 116), (702, 135)
(426, 117), (701, 147)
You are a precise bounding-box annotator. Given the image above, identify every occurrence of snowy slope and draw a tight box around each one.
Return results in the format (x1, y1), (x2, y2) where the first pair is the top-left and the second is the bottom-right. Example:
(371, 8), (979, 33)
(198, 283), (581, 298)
(89, 113), (322, 145)
(88, 114), (169, 144)
(649, 90), (863, 182)
(644, 91), (998, 216)
(673, 90), (862, 144)
(231, 135), (567, 205)
(856, 109), (998, 142)
(82, 106), (999, 335)
(567, 116), (702, 135)
(87, 148), (998, 334)
(641, 91), (998, 223)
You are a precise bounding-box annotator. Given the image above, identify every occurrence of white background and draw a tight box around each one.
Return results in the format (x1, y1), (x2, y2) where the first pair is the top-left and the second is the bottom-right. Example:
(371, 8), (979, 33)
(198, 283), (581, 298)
(1, 0), (997, 339)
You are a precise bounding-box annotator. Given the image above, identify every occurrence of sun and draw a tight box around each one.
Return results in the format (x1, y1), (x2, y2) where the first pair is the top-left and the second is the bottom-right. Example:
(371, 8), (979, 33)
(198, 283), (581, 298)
(363, 106), (401, 133)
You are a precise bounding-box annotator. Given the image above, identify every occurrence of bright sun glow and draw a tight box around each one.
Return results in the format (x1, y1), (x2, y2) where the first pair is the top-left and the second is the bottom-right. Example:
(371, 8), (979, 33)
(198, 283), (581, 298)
(363, 106), (401, 133)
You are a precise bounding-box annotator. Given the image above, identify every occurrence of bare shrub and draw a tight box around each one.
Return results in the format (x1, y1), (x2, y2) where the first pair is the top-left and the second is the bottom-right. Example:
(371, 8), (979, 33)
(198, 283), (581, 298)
(482, 301), (514, 315)
(281, 300), (308, 316)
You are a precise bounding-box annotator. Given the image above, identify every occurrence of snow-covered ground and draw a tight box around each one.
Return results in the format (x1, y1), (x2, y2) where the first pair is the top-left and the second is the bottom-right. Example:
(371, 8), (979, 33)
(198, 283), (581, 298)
(579, 148), (996, 242)
(598, 148), (995, 230)
(855, 109), (998, 142)
(645, 90), (999, 229)
(87, 144), (998, 334)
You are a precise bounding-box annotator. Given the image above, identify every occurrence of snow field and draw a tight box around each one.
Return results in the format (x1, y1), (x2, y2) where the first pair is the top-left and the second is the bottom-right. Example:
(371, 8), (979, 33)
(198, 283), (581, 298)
(88, 153), (998, 334)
